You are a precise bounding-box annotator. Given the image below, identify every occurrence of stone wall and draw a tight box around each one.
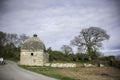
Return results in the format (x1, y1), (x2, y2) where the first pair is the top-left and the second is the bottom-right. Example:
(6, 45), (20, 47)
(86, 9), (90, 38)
(83, 63), (104, 67)
(44, 63), (76, 68)
(20, 51), (48, 66)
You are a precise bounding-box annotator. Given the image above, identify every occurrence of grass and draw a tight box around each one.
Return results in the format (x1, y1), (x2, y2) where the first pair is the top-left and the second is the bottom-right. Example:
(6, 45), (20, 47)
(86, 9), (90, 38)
(19, 65), (75, 80)
(19, 65), (120, 80)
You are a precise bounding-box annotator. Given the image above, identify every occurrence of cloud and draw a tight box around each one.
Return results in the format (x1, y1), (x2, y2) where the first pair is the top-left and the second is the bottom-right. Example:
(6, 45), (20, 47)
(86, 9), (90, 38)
(0, 0), (120, 55)
(101, 49), (120, 56)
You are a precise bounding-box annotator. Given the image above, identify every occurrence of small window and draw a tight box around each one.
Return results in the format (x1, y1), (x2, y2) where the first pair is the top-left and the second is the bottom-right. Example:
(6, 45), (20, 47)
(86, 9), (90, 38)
(31, 53), (33, 56)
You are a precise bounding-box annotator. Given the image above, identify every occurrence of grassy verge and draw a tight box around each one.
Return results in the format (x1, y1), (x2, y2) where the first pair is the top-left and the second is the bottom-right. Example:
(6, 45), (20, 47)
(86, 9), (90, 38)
(19, 65), (75, 80)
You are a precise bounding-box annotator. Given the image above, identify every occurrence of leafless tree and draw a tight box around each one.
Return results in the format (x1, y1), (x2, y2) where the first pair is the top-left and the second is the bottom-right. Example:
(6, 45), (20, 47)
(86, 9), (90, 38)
(5, 33), (18, 46)
(18, 34), (29, 46)
(61, 45), (73, 55)
(71, 27), (110, 60)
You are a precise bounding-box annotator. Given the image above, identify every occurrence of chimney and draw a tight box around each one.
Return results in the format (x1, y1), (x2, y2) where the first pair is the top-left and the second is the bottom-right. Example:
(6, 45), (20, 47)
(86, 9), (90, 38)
(33, 34), (37, 37)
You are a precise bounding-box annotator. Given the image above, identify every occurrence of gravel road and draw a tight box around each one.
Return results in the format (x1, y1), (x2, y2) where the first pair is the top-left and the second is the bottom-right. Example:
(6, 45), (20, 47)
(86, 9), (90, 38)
(0, 60), (56, 80)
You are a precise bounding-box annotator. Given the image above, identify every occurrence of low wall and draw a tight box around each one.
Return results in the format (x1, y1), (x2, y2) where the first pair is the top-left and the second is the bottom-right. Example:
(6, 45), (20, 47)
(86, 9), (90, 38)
(44, 63), (76, 68)
(83, 63), (104, 67)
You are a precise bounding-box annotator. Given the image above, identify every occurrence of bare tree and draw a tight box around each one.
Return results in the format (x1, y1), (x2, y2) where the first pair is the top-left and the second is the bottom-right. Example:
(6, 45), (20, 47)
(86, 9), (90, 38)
(71, 27), (110, 60)
(61, 45), (73, 55)
(5, 33), (18, 46)
(18, 34), (29, 46)
(0, 31), (6, 46)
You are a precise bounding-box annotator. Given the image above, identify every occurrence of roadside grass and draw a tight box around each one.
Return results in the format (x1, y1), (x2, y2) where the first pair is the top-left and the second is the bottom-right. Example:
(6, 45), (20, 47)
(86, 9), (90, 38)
(19, 65), (75, 80)
(19, 65), (120, 80)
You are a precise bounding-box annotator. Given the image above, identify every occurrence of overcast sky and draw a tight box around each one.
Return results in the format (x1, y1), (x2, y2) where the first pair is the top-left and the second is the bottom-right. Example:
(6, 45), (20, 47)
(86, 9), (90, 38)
(0, 0), (120, 56)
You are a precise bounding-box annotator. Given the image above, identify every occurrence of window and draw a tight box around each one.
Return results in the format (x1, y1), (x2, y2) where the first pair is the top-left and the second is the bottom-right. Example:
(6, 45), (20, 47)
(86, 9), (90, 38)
(31, 53), (33, 56)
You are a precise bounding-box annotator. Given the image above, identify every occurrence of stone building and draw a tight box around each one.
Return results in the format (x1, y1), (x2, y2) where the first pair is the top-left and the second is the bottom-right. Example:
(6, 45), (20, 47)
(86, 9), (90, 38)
(20, 34), (49, 66)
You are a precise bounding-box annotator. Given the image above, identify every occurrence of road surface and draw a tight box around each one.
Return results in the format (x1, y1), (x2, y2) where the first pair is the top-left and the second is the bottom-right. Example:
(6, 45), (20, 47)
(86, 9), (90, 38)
(0, 60), (56, 80)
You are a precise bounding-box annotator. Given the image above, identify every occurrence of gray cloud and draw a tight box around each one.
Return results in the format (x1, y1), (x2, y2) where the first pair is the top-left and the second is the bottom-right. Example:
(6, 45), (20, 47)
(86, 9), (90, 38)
(0, 0), (7, 12)
(0, 0), (120, 55)
(0, 0), (8, 20)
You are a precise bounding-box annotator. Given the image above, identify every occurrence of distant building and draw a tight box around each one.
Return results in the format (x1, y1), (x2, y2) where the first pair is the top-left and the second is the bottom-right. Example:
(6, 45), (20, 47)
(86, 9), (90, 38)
(20, 34), (49, 66)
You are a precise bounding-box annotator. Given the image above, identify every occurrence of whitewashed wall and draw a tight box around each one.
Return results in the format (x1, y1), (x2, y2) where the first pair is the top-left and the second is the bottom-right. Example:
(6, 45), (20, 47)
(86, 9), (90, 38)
(44, 63), (76, 68)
